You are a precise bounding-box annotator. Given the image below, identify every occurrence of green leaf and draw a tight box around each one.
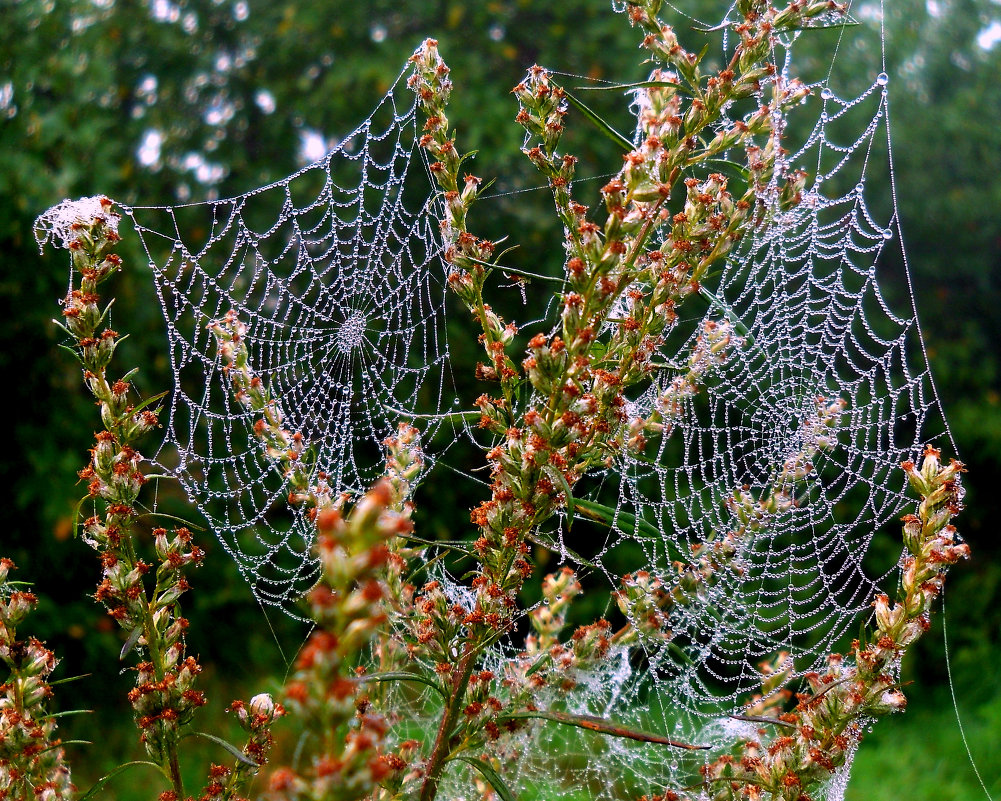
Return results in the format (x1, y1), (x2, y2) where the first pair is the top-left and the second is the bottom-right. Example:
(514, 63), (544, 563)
(47, 708), (93, 719)
(549, 467), (575, 530)
(574, 79), (693, 97)
(50, 739), (91, 751)
(560, 88), (634, 152)
(120, 625), (144, 660)
(697, 286), (754, 344)
(50, 318), (76, 339)
(95, 297), (116, 329)
(399, 533), (476, 557)
(498, 709), (707, 750)
(525, 531), (597, 569)
(698, 158), (750, 183)
(48, 672), (91, 687)
(448, 755), (517, 801)
(185, 731), (257, 767)
(79, 761), (170, 801)
(71, 496), (91, 539)
(524, 651), (552, 678)
(57, 343), (83, 364)
(573, 498), (662, 540)
(357, 670), (448, 700)
(129, 390), (169, 417)
(137, 510), (206, 529)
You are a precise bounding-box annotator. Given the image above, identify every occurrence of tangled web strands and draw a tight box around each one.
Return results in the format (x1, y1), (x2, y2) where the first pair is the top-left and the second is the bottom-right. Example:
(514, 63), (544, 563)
(121, 71), (458, 608)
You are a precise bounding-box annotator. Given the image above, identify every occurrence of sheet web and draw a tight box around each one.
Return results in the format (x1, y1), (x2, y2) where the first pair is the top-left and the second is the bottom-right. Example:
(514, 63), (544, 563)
(98, 18), (946, 800)
(124, 72), (457, 607)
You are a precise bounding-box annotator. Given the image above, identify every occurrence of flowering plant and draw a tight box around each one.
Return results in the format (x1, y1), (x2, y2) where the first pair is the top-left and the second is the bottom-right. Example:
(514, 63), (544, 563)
(26, 1), (968, 800)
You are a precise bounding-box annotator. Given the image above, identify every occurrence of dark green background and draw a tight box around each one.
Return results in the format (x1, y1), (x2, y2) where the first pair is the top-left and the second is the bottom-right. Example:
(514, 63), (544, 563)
(1, 0), (998, 796)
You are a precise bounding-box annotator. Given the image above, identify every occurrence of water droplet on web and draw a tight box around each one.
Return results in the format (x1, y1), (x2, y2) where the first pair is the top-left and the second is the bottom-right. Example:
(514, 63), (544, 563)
(820, 87), (834, 100)
(882, 228), (894, 240)
(855, 183), (865, 194)
(670, 760), (679, 771)
(876, 72), (889, 86)
(336, 311), (368, 354)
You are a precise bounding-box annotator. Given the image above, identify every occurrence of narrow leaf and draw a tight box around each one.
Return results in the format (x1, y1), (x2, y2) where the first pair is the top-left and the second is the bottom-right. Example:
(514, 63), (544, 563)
(524, 652), (552, 678)
(575, 79), (693, 97)
(449, 755), (517, 801)
(499, 709), (707, 750)
(561, 89), (634, 152)
(48, 708), (93, 719)
(550, 468), (575, 530)
(357, 671), (447, 700)
(129, 390), (169, 417)
(48, 673), (91, 687)
(120, 625), (144, 661)
(79, 761), (169, 801)
(57, 343), (83, 364)
(699, 158), (750, 183)
(48, 739), (91, 750)
(186, 731), (257, 767)
(137, 510), (205, 529)
(50, 319), (75, 339)
(573, 498), (662, 541)
(728, 713), (795, 730)
(526, 531), (598, 570)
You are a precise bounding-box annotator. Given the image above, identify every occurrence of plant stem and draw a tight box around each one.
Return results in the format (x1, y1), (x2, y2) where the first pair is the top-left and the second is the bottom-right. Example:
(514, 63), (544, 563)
(419, 649), (476, 801)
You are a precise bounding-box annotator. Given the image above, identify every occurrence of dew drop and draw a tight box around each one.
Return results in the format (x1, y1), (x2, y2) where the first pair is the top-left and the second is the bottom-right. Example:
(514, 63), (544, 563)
(876, 72), (889, 86)
(882, 228), (894, 240)
(670, 760), (680, 771)
(855, 183), (865, 194)
(336, 311), (368, 354)
(820, 87), (834, 100)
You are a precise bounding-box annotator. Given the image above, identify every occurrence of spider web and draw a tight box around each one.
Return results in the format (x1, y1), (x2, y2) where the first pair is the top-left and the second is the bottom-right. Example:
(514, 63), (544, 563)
(471, 29), (952, 801)
(118, 70), (458, 608)
(37, 8), (954, 797)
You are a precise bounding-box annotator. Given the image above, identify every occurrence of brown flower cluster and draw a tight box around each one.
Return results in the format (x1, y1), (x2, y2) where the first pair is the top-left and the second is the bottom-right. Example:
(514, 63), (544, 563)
(0, 560), (73, 800)
(693, 447), (968, 801)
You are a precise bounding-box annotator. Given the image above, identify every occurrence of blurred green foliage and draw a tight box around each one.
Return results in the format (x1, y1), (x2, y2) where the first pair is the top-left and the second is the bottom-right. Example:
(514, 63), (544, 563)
(1, 0), (999, 796)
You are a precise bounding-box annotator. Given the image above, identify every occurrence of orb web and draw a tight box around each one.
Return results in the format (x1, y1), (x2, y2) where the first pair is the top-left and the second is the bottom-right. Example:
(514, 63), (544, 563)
(119, 69), (458, 610)
(431, 22), (954, 801)
(35, 10), (956, 798)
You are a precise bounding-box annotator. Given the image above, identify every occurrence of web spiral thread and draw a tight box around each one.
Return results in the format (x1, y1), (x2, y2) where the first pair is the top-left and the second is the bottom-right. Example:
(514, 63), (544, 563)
(122, 70), (457, 609)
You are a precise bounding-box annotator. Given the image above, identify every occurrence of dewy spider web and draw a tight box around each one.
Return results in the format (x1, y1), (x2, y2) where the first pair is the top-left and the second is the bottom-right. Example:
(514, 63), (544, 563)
(119, 71), (459, 608)
(476, 28), (953, 801)
(38, 8), (954, 796)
